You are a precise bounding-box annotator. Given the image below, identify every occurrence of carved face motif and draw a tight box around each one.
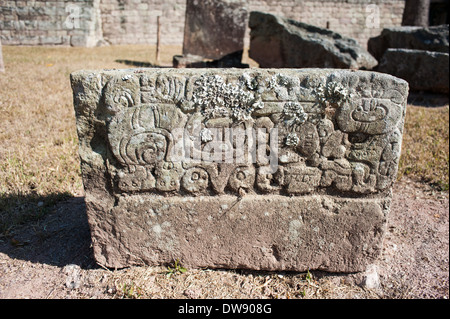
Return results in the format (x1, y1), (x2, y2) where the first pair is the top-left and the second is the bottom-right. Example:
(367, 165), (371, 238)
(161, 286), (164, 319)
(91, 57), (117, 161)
(228, 166), (256, 192)
(181, 167), (209, 194)
(103, 76), (140, 114)
(336, 98), (402, 135)
(351, 99), (388, 123)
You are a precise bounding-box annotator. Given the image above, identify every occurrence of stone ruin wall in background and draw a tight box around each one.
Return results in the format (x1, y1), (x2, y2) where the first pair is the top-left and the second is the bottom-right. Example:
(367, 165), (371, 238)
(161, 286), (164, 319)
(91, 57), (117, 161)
(0, 0), (405, 49)
(0, 0), (103, 46)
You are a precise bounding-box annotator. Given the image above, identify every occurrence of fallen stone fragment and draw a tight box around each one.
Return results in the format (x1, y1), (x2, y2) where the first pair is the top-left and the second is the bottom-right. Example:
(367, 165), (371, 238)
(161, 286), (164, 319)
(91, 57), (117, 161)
(248, 11), (378, 70)
(62, 264), (82, 289)
(368, 25), (449, 61)
(377, 48), (449, 94)
(71, 68), (408, 272)
(361, 264), (381, 291)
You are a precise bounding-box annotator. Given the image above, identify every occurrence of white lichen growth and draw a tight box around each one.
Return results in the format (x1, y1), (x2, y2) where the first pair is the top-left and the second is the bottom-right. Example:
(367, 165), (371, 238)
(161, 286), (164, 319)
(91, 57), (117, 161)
(267, 73), (297, 92)
(252, 97), (264, 110)
(282, 102), (308, 128)
(267, 75), (278, 90)
(200, 128), (213, 142)
(193, 75), (258, 122)
(285, 133), (300, 147)
(313, 82), (353, 107)
(122, 74), (132, 81)
(275, 74), (291, 87)
(240, 73), (259, 91)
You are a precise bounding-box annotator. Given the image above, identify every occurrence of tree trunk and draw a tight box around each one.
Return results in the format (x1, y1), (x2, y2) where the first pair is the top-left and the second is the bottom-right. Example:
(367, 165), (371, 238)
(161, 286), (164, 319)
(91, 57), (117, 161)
(402, 0), (430, 27)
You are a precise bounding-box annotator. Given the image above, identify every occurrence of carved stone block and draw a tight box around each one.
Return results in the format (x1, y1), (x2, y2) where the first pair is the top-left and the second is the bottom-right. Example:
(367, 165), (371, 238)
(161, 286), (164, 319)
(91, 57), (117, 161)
(71, 68), (408, 272)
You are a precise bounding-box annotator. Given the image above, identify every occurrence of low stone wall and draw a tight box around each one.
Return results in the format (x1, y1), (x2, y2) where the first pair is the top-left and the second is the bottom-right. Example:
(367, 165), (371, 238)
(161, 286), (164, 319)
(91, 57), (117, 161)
(99, 0), (186, 46)
(0, 0), (103, 47)
(99, 0), (405, 48)
(0, 0), (405, 48)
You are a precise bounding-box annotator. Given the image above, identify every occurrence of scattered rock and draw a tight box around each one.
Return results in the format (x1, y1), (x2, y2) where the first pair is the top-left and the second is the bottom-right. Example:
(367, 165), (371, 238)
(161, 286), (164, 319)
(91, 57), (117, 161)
(173, 54), (205, 68)
(62, 264), (82, 289)
(370, 25), (449, 94)
(368, 25), (449, 61)
(174, 0), (249, 68)
(248, 11), (377, 70)
(361, 264), (381, 291)
(377, 48), (449, 94)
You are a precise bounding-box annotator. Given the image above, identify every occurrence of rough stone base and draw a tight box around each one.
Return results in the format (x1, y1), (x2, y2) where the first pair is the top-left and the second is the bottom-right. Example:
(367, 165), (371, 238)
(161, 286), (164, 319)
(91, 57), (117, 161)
(88, 193), (389, 272)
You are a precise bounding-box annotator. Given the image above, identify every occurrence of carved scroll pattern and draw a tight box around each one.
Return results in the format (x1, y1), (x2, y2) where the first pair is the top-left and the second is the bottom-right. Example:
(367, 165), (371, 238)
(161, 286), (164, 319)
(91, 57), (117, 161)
(103, 71), (406, 196)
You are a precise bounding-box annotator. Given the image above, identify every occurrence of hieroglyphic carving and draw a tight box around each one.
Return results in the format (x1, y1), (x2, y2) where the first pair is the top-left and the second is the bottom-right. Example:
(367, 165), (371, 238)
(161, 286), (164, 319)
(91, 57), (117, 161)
(99, 69), (408, 197)
(72, 68), (409, 272)
(181, 167), (209, 194)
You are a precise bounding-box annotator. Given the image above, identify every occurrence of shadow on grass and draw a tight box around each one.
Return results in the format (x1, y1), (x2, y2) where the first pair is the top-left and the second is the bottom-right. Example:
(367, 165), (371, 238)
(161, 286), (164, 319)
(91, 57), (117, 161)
(115, 59), (171, 68)
(407, 92), (449, 107)
(0, 192), (95, 269)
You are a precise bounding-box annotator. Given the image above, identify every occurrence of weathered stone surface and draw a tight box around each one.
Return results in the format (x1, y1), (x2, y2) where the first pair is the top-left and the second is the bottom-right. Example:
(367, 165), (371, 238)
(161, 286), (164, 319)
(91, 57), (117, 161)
(248, 11), (378, 70)
(71, 68), (408, 272)
(173, 54), (205, 68)
(0, 39), (4, 72)
(368, 25), (449, 94)
(377, 48), (449, 94)
(368, 25), (449, 61)
(182, 0), (248, 60)
(0, 0), (104, 47)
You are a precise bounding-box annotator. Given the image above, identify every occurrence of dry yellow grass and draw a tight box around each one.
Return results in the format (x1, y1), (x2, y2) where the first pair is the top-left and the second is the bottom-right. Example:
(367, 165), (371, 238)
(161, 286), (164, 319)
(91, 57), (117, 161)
(0, 45), (180, 231)
(103, 265), (375, 299)
(398, 105), (449, 191)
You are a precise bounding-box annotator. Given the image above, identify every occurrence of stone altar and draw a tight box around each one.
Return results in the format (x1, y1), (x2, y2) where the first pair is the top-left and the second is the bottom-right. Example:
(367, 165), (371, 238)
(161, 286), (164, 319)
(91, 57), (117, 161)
(71, 68), (408, 272)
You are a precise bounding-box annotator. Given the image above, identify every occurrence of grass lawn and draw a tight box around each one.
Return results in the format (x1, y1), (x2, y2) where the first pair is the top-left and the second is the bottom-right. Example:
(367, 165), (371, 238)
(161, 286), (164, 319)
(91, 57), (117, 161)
(0, 45), (448, 233)
(399, 104), (449, 191)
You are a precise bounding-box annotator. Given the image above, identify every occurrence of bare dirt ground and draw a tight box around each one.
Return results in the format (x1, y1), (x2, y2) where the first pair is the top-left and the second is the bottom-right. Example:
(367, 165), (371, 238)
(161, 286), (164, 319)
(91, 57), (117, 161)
(0, 177), (448, 299)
